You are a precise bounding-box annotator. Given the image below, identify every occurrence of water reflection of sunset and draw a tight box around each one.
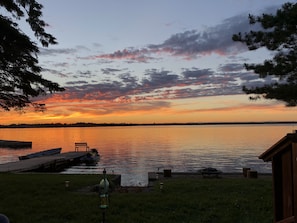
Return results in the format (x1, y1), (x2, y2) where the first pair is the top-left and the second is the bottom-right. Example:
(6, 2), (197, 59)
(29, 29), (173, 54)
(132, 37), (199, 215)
(0, 124), (293, 159)
(0, 125), (294, 185)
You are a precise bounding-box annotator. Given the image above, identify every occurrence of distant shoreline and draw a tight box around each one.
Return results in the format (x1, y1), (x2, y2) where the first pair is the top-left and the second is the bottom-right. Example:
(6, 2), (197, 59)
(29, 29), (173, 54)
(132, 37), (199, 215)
(0, 121), (297, 129)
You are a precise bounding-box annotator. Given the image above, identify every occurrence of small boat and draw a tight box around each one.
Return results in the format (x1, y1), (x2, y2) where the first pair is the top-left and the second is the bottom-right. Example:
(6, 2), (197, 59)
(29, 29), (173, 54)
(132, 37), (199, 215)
(80, 148), (100, 166)
(19, 148), (62, 160)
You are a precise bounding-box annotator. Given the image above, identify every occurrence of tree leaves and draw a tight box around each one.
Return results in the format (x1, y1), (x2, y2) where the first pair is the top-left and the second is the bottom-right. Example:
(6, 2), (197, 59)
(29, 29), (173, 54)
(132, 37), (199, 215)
(0, 0), (64, 111)
(233, 2), (297, 106)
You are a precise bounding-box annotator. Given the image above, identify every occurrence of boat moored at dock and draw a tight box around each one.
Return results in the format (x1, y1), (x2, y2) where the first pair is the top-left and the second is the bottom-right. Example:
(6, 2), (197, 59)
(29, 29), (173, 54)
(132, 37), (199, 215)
(80, 148), (100, 165)
(0, 152), (88, 173)
(19, 148), (62, 160)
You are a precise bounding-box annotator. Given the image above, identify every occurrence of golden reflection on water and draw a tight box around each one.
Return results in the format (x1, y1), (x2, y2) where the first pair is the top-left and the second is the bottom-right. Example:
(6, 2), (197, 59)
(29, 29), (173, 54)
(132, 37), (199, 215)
(0, 125), (295, 180)
(0, 125), (294, 153)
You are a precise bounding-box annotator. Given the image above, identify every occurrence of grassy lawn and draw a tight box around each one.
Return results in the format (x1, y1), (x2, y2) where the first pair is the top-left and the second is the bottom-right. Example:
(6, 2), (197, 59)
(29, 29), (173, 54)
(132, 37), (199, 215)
(0, 173), (273, 223)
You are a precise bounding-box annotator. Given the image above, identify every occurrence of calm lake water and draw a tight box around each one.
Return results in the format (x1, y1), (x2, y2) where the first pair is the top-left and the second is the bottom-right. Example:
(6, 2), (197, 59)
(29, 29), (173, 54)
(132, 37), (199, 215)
(0, 124), (296, 186)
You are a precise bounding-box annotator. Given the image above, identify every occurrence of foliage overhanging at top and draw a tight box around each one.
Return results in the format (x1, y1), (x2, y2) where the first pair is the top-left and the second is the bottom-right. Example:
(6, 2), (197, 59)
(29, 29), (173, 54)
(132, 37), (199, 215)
(0, 0), (64, 111)
(232, 2), (297, 106)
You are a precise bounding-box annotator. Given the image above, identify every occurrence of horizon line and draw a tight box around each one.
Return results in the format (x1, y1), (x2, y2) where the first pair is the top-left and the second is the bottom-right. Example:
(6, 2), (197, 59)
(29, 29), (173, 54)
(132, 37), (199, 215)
(1, 121), (297, 128)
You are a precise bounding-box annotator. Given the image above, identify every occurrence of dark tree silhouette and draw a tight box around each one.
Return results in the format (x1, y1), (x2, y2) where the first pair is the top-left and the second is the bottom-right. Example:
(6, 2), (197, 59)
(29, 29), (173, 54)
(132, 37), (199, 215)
(233, 2), (297, 106)
(0, 0), (64, 111)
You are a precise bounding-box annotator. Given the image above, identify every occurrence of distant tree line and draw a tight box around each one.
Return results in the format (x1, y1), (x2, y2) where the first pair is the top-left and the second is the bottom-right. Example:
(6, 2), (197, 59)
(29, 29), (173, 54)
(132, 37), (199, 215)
(1, 121), (297, 128)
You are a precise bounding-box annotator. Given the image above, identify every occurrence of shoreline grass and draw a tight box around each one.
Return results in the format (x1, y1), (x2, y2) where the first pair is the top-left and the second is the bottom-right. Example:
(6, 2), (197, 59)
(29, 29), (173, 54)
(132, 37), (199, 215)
(0, 173), (273, 223)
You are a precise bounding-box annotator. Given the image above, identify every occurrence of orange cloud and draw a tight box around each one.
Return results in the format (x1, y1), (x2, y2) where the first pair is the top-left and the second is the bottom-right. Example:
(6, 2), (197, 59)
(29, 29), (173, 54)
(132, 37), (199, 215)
(0, 94), (296, 125)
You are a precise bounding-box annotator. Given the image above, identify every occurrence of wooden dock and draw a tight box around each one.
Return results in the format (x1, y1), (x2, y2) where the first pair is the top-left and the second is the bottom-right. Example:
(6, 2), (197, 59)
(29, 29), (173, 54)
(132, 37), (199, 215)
(0, 152), (87, 173)
(0, 140), (32, 148)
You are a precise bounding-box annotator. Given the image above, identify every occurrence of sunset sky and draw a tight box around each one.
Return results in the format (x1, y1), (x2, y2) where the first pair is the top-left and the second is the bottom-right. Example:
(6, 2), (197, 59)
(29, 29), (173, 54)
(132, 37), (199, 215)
(1, 0), (296, 124)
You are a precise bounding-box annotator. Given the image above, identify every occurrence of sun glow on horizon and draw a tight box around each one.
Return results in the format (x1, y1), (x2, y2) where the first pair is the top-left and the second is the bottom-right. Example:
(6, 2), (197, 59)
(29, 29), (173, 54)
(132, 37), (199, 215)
(0, 94), (296, 125)
(2, 1), (292, 125)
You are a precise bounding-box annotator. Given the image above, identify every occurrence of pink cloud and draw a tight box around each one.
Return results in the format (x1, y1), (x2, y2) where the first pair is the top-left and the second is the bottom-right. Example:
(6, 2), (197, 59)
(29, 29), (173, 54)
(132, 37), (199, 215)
(94, 48), (151, 62)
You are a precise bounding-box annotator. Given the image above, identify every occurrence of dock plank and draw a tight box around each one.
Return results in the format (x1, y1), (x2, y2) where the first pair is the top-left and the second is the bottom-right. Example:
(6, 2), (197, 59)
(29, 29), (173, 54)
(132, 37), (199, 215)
(0, 152), (87, 173)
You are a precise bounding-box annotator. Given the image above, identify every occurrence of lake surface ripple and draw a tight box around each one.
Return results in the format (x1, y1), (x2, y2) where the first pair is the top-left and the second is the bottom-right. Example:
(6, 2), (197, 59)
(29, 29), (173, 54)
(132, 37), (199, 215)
(0, 124), (295, 186)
